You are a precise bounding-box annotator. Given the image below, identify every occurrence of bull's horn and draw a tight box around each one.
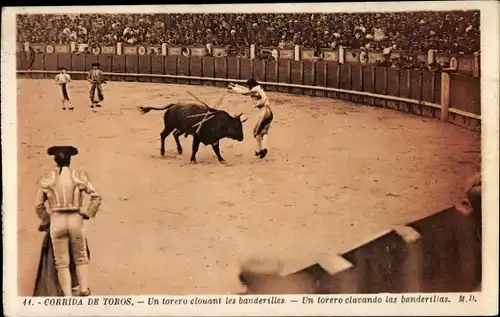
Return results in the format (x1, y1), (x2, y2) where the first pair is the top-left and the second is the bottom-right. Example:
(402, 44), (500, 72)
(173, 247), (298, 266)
(240, 116), (248, 123)
(235, 112), (243, 118)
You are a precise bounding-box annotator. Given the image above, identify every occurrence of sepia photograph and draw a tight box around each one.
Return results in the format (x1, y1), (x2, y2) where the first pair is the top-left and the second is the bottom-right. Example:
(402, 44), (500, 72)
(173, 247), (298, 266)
(2, 2), (499, 316)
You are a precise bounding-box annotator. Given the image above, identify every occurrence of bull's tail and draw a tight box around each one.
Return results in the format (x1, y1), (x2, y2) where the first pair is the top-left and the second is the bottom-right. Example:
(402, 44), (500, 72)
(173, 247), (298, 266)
(138, 103), (176, 114)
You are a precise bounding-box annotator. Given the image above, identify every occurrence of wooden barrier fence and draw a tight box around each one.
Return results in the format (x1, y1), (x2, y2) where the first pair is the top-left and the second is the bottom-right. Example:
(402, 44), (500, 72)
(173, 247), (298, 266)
(16, 53), (481, 130)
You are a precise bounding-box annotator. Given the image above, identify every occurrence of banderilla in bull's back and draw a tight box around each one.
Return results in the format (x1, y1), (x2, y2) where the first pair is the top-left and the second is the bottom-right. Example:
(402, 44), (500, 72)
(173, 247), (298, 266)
(138, 102), (248, 164)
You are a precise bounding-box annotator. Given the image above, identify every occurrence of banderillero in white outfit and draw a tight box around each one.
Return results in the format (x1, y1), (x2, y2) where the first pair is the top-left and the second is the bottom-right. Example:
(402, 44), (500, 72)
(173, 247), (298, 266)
(229, 83), (274, 158)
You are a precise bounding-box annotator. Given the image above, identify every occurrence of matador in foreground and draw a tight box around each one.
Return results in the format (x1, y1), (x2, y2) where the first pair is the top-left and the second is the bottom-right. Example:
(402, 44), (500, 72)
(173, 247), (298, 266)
(35, 146), (102, 296)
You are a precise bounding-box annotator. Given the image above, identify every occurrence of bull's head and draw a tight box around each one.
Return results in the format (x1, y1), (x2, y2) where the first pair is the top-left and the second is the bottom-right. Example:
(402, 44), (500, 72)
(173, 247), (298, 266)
(236, 113), (248, 123)
(227, 113), (247, 142)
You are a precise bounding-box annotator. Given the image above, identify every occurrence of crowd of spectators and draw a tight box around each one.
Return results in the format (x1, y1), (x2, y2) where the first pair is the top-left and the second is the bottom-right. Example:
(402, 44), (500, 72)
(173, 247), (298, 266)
(17, 11), (480, 55)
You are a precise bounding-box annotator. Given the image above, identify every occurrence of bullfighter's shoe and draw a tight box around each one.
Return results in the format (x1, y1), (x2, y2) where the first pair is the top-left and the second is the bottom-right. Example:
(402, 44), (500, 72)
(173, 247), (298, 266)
(255, 150), (262, 157)
(62, 107), (66, 110)
(259, 149), (268, 159)
(95, 104), (102, 108)
(68, 106), (74, 110)
(79, 288), (92, 297)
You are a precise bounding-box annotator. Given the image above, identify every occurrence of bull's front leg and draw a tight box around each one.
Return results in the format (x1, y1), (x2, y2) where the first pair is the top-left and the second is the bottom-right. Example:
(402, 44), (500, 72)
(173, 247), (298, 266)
(173, 129), (183, 154)
(211, 141), (226, 164)
(190, 137), (201, 163)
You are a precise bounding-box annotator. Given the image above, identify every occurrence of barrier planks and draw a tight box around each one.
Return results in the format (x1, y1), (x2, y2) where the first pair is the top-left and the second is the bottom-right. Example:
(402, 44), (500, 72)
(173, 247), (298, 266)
(240, 59), (252, 83)
(202, 57), (215, 86)
(214, 57), (227, 87)
(111, 55), (126, 81)
(138, 55), (152, 83)
(177, 56), (190, 85)
(164, 56), (178, 84)
(362, 66), (375, 105)
(189, 57), (203, 85)
(70, 54), (86, 80)
(98, 55), (114, 74)
(16, 53), (481, 128)
(150, 55), (165, 83)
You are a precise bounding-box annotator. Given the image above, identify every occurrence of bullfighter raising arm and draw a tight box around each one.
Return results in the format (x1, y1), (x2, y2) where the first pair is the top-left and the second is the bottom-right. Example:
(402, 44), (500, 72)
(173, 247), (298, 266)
(228, 78), (274, 160)
(228, 83), (253, 95)
(229, 82), (269, 108)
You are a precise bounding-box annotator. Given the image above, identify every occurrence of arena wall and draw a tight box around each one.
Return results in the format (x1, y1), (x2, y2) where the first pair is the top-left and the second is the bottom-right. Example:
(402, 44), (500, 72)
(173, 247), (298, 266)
(19, 42), (480, 77)
(17, 52), (481, 131)
(16, 52), (482, 294)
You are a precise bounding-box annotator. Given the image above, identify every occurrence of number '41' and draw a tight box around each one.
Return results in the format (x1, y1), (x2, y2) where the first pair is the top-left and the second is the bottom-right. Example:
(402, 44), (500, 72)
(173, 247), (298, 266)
(23, 298), (33, 306)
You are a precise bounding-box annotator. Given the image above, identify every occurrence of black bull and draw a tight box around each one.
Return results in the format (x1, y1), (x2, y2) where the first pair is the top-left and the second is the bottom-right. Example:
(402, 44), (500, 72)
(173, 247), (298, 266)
(138, 103), (248, 163)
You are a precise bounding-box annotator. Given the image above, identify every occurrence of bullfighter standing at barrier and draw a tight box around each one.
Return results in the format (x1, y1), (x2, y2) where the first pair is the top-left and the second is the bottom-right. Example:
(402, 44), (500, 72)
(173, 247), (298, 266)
(34, 146), (102, 296)
(87, 62), (105, 108)
(228, 78), (274, 159)
(55, 67), (74, 111)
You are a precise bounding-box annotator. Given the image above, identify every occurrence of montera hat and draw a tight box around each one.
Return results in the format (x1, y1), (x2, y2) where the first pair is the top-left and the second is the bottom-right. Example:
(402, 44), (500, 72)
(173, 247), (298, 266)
(47, 146), (79, 157)
(91, 62), (100, 67)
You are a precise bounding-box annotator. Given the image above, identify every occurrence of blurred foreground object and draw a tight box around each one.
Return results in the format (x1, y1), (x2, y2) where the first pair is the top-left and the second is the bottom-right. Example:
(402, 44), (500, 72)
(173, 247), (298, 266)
(455, 172), (482, 230)
(238, 258), (318, 294)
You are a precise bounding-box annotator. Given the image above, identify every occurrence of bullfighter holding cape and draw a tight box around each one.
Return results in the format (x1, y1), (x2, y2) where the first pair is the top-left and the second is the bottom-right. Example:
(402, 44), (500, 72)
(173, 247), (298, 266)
(33, 146), (102, 296)
(87, 62), (106, 108)
(33, 224), (91, 296)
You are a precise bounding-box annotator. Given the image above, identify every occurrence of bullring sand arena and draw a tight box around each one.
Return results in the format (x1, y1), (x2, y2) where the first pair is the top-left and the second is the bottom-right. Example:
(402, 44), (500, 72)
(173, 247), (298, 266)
(17, 78), (480, 295)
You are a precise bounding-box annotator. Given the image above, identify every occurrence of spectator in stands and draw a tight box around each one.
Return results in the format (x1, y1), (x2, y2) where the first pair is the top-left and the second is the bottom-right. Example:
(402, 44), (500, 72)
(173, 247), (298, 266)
(16, 11), (480, 56)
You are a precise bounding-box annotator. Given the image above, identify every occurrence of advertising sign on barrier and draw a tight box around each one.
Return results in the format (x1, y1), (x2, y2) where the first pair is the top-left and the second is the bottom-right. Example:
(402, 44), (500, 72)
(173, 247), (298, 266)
(279, 49), (294, 60)
(190, 47), (206, 57)
(359, 51), (369, 64)
(181, 47), (191, 57)
(31, 43), (46, 54)
(75, 43), (88, 54)
(147, 46), (162, 55)
(90, 46), (101, 55)
(321, 49), (338, 62)
(259, 47), (278, 60)
(138, 46), (147, 55)
(123, 45), (138, 55)
(101, 46), (116, 55)
(449, 57), (458, 71)
(457, 55), (475, 75)
(54, 44), (70, 53)
(301, 49), (315, 60)
(436, 53), (451, 65)
(260, 46), (279, 53)
(368, 51), (385, 64)
(345, 50), (360, 63)
(168, 47), (181, 56)
(45, 45), (55, 54)
(212, 47), (227, 57)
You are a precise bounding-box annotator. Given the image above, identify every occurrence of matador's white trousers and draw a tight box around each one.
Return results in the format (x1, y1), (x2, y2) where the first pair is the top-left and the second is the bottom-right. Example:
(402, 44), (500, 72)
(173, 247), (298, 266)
(50, 211), (89, 296)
